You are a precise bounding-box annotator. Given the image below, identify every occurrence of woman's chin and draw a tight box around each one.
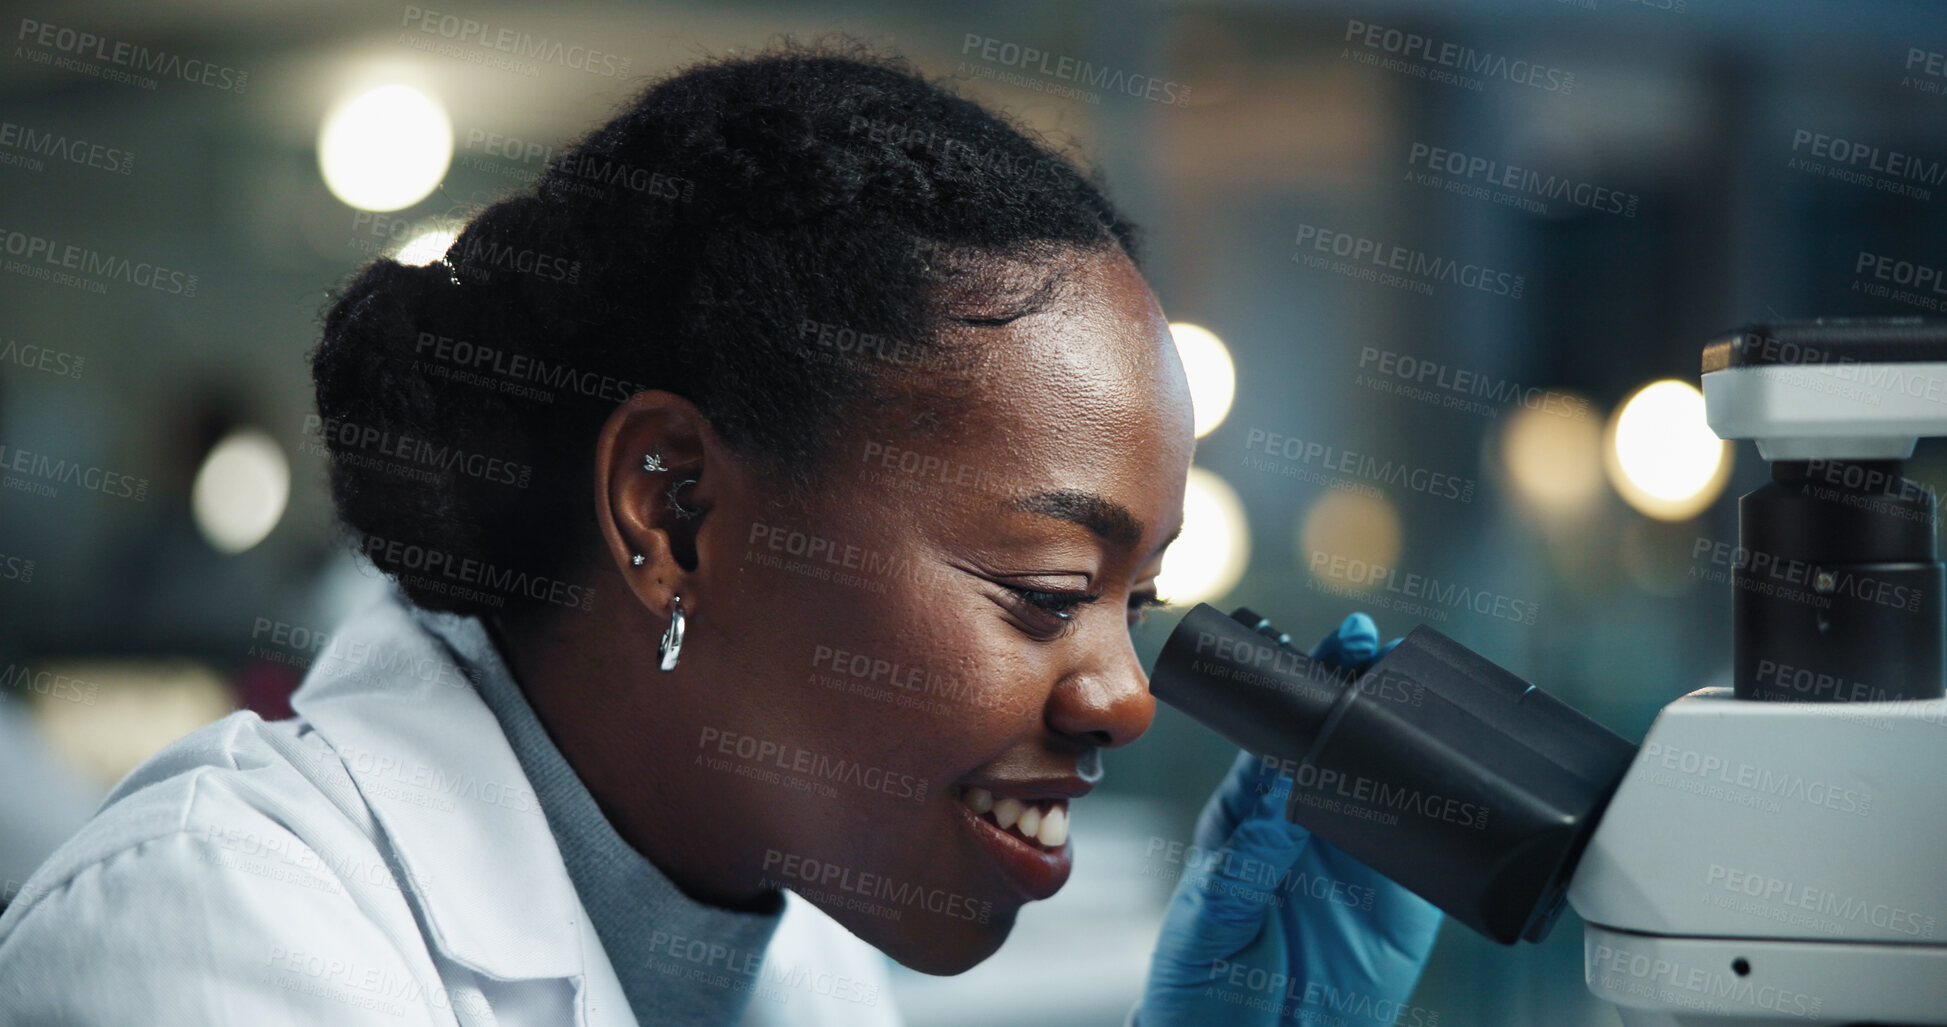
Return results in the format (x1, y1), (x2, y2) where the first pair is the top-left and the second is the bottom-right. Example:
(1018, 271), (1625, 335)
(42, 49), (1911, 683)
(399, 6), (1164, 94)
(856, 909), (1019, 976)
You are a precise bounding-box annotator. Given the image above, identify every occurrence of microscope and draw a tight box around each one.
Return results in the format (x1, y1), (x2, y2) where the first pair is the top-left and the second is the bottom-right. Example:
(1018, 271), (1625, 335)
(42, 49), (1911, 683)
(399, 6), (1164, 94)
(1148, 319), (1947, 1026)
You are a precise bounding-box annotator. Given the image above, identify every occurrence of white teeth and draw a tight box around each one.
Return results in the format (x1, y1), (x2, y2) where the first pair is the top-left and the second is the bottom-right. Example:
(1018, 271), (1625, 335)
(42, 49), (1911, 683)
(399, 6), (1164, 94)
(960, 788), (1071, 849)
(1036, 805), (1068, 847)
(1017, 804), (1042, 839)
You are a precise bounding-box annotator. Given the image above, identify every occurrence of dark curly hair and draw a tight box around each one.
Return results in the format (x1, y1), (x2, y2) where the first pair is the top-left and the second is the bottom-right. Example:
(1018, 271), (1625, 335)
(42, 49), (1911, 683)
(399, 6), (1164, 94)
(310, 36), (1144, 617)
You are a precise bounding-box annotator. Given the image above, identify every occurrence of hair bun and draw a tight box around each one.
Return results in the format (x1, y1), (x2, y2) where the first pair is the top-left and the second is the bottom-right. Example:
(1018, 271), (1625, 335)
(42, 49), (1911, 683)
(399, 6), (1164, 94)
(311, 255), (511, 615)
(322, 258), (449, 356)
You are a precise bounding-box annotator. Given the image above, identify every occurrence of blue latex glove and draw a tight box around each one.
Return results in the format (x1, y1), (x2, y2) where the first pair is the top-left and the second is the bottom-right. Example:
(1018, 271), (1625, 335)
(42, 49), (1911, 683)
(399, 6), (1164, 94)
(1137, 613), (1443, 1027)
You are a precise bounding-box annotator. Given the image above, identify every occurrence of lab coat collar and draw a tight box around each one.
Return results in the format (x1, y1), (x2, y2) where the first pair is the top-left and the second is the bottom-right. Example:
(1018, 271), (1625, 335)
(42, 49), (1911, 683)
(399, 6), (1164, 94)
(289, 591), (588, 983)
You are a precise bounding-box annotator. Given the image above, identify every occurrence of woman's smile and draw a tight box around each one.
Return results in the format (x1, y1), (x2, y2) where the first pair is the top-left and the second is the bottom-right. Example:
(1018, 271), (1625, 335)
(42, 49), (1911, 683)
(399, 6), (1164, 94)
(951, 782), (1085, 901)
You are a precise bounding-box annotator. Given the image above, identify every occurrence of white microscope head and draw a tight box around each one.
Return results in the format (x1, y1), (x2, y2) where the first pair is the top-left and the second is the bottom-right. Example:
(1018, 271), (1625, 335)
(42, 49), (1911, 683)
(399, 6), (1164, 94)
(1567, 318), (1947, 1026)
(1700, 317), (1947, 460)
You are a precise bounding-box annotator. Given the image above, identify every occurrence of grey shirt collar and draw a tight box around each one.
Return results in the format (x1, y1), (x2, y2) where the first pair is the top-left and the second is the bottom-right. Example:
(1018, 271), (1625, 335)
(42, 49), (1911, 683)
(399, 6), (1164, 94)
(406, 601), (784, 1026)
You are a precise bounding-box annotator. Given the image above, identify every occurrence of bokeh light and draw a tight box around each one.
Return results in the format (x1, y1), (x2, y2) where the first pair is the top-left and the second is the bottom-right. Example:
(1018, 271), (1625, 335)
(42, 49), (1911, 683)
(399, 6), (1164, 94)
(395, 228), (458, 266)
(191, 428), (290, 554)
(1297, 489), (1403, 588)
(1501, 395), (1605, 515)
(318, 84), (452, 212)
(1156, 466), (1250, 604)
(1605, 379), (1733, 521)
(27, 662), (235, 787)
(1169, 322), (1235, 438)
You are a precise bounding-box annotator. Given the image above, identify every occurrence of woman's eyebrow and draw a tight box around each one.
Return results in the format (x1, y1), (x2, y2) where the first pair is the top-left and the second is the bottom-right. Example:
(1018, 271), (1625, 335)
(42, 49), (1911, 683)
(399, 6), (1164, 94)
(1007, 488), (1145, 549)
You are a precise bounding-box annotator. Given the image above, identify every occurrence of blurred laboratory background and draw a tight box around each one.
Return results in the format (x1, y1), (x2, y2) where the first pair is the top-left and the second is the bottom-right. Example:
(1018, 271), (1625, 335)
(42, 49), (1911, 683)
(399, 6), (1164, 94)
(4, 0), (1946, 1024)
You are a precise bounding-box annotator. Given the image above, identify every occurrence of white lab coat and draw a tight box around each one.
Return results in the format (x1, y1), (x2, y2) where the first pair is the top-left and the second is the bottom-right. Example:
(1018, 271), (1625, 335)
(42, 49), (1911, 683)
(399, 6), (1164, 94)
(0, 595), (902, 1026)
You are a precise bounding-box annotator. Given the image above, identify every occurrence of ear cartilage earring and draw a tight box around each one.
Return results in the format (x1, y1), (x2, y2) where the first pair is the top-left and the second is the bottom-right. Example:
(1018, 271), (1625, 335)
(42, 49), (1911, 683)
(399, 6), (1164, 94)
(668, 478), (700, 520)
(642, 453), (667, 473)
(631, 554), (645, 566)
(659, 594), (686, 671)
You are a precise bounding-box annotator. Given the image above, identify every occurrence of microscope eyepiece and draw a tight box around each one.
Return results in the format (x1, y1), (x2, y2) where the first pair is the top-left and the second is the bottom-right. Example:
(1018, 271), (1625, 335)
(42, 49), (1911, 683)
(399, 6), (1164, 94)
(1150, 603), (1636, 945)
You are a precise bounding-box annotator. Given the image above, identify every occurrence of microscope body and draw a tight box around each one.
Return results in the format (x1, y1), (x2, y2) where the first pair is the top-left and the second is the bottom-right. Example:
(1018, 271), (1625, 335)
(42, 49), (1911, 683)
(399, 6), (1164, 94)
(1567, 320), (1946, 1026)
(1569, 689), (1947, 1025)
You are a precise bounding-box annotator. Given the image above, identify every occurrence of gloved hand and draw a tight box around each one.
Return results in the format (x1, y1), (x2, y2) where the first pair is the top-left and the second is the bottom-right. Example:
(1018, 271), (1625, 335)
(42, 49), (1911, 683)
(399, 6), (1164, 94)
(1136, 613), (1443, 1027)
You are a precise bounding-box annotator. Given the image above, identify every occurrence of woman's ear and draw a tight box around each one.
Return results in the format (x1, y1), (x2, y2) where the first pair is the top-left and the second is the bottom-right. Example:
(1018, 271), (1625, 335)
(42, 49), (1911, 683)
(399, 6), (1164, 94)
(593, 390), (718, 621)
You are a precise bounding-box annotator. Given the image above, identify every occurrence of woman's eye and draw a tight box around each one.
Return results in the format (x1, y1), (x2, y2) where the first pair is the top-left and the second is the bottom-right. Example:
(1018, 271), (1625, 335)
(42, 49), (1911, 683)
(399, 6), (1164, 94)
(1127, 591), (1167, 627)
(1002, 586), (1100, 637)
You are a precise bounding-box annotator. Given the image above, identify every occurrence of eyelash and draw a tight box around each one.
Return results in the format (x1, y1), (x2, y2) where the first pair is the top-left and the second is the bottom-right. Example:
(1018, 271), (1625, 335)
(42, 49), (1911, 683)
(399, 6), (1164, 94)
(1003, 586), (1168, 637)
(1011, 586), (1099, 620)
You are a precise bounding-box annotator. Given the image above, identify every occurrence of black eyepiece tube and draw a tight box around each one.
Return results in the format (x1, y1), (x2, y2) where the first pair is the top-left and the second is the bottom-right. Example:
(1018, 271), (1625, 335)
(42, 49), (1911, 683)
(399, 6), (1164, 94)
(1150, 603), (1637, 945)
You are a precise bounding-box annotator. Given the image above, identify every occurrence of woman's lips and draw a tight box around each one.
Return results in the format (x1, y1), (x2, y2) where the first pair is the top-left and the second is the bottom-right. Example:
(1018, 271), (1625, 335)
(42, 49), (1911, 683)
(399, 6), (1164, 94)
(953, 785), (1072, 901)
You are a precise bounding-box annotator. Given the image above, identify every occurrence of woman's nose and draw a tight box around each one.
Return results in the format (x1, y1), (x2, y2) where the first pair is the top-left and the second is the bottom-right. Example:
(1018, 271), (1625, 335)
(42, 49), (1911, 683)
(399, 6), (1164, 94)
(1044, 631), (1155, 749)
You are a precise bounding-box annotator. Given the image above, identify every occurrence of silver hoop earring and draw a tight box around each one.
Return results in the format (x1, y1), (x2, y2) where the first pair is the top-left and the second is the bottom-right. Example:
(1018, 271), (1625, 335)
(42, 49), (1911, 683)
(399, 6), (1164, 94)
(659, 595), (686, 671)
(642, 453), (667, 473)
(667, 478), (699, 520)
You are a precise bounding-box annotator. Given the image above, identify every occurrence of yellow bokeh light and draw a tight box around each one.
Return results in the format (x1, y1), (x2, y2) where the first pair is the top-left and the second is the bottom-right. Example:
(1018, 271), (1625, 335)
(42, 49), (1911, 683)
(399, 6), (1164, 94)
(1297, 489), (1403, 588)
(1501, 395), (1605, 515)
(29, 661), (236, 787)
(1604, 379), (1733, 521)
(1156, 466), (1250, 604)
(1169, 323), (1236, 438)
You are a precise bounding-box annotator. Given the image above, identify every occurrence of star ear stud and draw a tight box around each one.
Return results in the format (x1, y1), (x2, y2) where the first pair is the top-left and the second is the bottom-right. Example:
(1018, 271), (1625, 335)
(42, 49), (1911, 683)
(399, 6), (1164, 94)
(643, 453), (667, 472)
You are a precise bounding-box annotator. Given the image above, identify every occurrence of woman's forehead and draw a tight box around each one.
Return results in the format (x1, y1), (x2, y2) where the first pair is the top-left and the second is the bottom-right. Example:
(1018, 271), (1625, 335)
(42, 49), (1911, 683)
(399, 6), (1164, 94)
(840, 261), (1192, 530)
(935, 254), (1185, 437)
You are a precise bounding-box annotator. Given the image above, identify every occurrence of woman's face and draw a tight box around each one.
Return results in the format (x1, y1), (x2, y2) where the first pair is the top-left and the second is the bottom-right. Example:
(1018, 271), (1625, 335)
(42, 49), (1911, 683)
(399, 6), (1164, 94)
(639, 246), (1194, 973)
